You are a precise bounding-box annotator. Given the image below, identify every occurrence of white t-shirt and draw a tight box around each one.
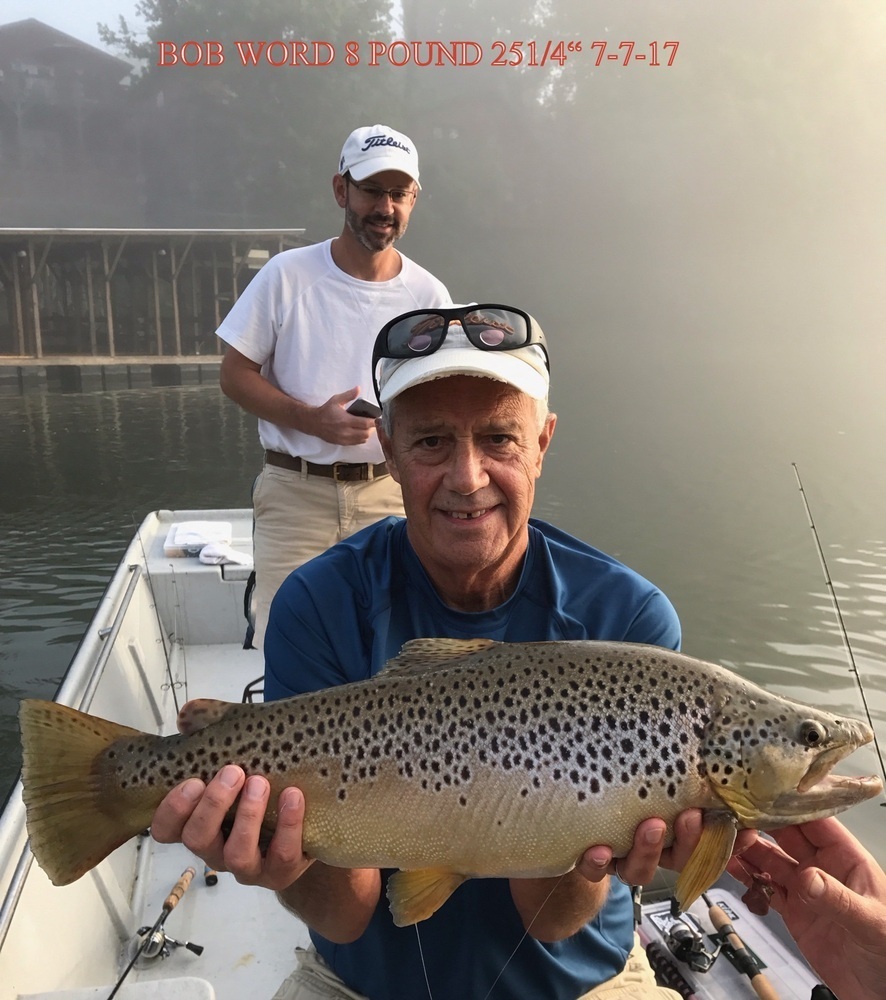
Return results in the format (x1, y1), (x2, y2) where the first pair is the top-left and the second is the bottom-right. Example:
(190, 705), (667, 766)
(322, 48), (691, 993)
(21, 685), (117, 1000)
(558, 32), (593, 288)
(217, 239), (451, 464)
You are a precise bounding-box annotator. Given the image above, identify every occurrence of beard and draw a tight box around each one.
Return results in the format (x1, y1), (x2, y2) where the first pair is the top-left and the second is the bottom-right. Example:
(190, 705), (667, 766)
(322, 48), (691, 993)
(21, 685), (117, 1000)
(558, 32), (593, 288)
(345, 202), (408, 252)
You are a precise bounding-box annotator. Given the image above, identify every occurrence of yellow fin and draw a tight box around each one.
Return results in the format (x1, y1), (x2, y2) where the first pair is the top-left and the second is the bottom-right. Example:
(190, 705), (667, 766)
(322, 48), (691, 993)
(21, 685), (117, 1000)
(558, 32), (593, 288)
(379, 638), (498, 678)
(177, 697), (237, 735)
(19, 700), (156, 886)
(674, 811), (737, 910)
(386, 867), (468, 926)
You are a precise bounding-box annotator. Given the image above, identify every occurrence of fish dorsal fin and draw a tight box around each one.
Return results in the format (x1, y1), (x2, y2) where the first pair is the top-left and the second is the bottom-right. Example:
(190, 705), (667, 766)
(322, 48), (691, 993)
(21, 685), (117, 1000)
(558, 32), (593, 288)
(377, 638), (499, 678)
(674, 810), (738, 910)
(387, 867), (468, 926)
(176, 698), (238, 736)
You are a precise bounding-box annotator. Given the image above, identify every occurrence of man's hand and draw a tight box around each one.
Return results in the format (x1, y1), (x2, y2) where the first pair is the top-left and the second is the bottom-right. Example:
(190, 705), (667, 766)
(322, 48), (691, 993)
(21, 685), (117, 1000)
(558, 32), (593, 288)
(309, 387), (376, 445)
(576, 810), (756, 886)
(511, 809), (754, 941)
(151, 766), (314, 892)
(219, 349), (375, 444)
(727, 818), (886, 1000)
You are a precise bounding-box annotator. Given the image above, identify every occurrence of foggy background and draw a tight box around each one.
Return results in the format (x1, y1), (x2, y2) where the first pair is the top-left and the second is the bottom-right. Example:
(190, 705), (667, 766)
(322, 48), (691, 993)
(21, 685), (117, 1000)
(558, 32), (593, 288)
(6, 1), (883, 413)
(3, 0), (136, 47)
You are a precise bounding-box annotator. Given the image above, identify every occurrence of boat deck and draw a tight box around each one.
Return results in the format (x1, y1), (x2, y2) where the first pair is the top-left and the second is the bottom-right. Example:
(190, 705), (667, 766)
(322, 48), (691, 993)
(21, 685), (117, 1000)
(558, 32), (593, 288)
(18, 643), (312, 1000)
(124, 643), (312, 1000)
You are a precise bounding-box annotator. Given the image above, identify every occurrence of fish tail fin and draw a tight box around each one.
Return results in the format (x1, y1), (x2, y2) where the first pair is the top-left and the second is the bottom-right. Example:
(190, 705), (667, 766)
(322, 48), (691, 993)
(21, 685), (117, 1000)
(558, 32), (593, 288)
(19, 699), (155, 886)
(674, 810), (737, 909)
(386, 867), (468, 926)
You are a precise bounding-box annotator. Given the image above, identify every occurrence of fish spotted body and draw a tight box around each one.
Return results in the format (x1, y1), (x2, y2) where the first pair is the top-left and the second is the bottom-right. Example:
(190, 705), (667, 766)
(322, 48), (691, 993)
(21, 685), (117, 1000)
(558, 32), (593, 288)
(19, 638), (881, 925)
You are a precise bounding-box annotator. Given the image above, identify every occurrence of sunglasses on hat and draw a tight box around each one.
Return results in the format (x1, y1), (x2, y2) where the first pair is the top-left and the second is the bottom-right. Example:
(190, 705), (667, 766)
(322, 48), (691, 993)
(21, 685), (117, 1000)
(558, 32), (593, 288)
(371, 304), (549, 402)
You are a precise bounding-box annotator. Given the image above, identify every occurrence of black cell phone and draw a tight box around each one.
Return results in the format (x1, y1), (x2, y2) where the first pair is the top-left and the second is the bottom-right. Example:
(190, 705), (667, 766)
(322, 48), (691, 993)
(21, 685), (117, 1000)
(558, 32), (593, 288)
(346, 398), (382, 418)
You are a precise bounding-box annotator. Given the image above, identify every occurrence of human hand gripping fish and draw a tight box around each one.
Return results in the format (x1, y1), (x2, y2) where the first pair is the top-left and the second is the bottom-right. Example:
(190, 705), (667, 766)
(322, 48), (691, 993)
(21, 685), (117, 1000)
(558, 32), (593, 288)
(19, 639), (882, 928)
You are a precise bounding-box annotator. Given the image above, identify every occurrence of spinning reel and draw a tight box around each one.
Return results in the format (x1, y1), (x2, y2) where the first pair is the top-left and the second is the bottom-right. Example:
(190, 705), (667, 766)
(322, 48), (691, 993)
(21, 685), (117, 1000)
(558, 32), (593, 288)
(128, 924), (204, 967)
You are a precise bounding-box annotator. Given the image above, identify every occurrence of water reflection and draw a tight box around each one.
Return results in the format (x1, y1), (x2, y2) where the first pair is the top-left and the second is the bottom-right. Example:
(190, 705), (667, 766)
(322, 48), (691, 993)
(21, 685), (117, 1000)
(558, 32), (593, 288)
(0, 386), (260, 805)
(763, 542), (886, 700)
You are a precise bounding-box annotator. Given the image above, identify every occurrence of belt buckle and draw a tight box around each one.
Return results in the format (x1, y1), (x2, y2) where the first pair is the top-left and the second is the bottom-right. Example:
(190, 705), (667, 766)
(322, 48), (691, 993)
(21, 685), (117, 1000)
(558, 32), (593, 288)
(331, 463), (358, 482)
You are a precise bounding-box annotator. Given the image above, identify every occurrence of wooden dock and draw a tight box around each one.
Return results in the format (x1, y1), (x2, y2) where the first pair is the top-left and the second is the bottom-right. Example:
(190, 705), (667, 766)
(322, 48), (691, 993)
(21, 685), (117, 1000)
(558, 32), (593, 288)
(0, 354), (223, 395)
(0, 228), (308, 367)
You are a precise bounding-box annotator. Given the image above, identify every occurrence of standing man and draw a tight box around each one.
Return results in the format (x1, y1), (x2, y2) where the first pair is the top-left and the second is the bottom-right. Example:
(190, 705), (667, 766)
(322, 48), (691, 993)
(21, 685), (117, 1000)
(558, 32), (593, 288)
(217, 125), (451, 650)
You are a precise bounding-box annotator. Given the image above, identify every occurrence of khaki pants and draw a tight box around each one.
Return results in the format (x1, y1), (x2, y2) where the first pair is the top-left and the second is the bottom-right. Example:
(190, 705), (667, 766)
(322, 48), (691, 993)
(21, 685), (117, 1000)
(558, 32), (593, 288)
(251, 463), (404, 651)
(270, 938), (682, 1000)
(271, 948), (369, 1000)
(577, 935), (683, 999)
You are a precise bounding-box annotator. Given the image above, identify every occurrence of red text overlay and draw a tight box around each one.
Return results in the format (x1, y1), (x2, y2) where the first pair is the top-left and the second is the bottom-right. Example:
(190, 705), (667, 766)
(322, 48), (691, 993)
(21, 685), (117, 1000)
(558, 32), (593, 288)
(155, 39), (680, 69)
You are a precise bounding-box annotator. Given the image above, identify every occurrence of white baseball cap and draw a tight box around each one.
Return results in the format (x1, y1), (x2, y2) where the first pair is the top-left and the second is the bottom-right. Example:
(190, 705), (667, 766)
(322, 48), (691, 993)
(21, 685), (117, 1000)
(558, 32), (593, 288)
(376, 320), (550, 405)
(339, 125), (421, 188)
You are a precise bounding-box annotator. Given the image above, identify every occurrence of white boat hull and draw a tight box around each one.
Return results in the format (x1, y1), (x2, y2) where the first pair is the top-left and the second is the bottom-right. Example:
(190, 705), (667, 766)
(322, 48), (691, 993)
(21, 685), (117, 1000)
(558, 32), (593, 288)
(0, 510), (310, 1000)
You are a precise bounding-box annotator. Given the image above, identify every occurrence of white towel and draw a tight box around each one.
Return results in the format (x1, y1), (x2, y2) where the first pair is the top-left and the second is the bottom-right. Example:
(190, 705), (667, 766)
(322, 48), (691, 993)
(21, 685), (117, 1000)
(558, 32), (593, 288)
(198, 541), (253, 566)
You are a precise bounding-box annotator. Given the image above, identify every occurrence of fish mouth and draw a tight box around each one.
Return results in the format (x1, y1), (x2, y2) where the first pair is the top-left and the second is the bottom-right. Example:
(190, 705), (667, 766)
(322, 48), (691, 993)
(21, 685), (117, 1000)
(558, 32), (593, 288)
(797, 741), (861, 793)
(773, 729), (882, 817)
(769, 772), (883, 819)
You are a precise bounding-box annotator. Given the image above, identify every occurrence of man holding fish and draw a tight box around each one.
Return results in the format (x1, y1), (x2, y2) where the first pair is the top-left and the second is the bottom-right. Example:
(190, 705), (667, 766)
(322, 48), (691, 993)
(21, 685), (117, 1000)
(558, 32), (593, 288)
(20, 303), (881, 996)
(151, 305), (751, 999)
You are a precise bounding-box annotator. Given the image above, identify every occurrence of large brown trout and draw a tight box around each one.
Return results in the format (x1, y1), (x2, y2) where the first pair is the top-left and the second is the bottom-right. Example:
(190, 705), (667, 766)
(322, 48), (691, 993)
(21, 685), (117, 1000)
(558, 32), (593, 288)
(19, 639), (881, 925)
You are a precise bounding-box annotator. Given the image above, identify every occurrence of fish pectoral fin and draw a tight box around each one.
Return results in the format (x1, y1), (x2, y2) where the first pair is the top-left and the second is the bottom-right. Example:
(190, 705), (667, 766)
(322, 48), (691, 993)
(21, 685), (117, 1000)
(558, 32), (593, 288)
(386, 867), (468, 926)
(177, 698), (238, 735)
(674, 811), (737, 911)
(378, 638), (499, 677)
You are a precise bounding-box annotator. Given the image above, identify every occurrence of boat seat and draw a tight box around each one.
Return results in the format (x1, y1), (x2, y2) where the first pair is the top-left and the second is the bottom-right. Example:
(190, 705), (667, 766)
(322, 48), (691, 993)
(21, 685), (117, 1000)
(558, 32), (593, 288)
(20, 978), (216, 1000)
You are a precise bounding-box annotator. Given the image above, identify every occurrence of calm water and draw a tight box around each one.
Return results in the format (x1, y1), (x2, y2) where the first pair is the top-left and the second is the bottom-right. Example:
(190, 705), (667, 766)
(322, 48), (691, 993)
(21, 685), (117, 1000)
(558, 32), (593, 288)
(1, 376), (885, 865)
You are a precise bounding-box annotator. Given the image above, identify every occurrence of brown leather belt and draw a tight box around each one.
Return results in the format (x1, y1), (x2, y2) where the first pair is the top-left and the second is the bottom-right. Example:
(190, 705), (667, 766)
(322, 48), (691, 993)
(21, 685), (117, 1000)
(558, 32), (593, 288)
(264, 450), (388, 482)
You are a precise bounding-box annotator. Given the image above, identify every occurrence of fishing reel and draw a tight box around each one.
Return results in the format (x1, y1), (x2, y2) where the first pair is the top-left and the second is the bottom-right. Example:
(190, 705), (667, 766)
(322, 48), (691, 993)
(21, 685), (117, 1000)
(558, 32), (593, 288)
(662, 911), (720, 973)
(128, 925), (204, 967)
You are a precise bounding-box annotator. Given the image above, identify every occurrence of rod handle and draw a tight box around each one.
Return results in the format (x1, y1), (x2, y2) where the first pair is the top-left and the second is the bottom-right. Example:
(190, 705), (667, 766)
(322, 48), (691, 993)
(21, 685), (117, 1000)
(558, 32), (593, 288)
(163, 866), (196, 913)
(748, 970), (781, 1000)
(708, 903), (780, 1000)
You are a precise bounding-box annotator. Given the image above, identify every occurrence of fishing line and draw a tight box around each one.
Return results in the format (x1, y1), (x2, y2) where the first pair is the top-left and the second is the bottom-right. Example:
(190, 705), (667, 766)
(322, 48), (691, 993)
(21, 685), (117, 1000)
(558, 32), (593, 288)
(791, 463), (886, 800)
(480, 874), (567, 1000)
(414, 923), (435, 1000)
(414, 875), (568, 1000)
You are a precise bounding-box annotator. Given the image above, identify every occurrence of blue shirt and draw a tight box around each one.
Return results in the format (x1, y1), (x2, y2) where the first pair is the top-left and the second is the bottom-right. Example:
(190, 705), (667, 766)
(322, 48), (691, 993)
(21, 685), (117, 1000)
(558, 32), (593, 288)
(265, 517), (681, 1000)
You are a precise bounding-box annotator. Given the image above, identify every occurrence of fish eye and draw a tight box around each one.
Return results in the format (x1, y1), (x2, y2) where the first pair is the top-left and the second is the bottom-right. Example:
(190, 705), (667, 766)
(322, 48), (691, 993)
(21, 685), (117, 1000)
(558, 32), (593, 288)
(801, 720), (827, 746)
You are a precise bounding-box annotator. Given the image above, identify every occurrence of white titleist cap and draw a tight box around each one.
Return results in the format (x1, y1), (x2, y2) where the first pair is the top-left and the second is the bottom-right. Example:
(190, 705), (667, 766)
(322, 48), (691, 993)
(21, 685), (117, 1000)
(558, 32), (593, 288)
(377, 327), (550, 405)
(339, 125), (421, 188)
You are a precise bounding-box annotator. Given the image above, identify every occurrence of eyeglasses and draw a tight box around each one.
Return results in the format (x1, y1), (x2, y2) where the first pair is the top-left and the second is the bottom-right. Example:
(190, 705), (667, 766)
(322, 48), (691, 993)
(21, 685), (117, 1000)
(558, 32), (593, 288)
(371, 304), (549, 401)
(347, 179), (417, 205)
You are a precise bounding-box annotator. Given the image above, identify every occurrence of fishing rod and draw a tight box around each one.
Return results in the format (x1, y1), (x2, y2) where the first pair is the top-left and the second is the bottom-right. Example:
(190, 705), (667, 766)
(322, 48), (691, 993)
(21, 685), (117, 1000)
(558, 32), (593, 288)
(133, 514), (182, 714)
(106, 866), (202, 1000)
(791, 463), (886, 801)
(702, 892), (779, 1000)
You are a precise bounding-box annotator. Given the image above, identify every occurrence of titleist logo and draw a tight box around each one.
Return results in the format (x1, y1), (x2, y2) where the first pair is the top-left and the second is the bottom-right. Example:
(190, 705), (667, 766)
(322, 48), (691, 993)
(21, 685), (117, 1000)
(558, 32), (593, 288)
(360, 134), (411, 154)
